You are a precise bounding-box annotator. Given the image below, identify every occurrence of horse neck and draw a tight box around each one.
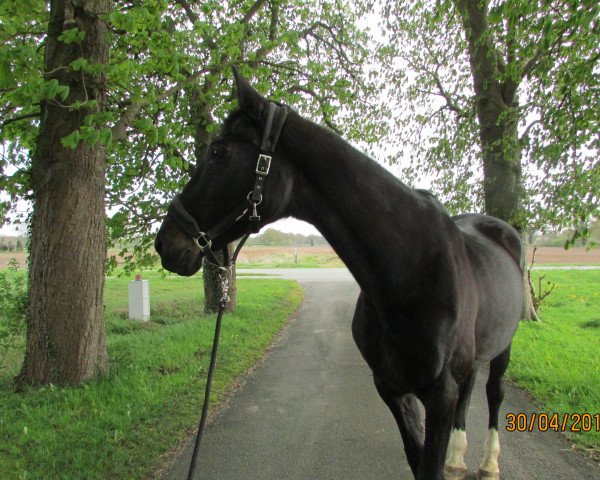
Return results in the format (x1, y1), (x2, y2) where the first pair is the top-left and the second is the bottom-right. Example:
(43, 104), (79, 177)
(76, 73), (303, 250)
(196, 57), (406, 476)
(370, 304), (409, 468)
(281, 114), (436, 302)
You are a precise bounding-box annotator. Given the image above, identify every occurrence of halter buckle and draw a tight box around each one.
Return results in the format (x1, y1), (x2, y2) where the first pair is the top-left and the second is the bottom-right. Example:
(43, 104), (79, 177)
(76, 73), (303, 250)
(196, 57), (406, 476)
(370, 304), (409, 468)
(193, 232), (212, 252)
(256, 154), (272, 175)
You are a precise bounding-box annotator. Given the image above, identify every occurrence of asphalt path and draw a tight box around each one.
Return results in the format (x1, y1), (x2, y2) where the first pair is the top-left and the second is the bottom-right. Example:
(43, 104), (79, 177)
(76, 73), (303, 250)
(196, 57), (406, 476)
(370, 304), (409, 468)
(161, 271), (599, 480)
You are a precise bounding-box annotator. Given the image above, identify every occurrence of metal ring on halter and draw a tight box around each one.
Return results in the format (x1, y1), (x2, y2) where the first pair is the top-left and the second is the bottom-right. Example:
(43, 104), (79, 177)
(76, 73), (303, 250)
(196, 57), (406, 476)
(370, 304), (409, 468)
(193, 232), (212, 252)
(247, 191), (263, 205)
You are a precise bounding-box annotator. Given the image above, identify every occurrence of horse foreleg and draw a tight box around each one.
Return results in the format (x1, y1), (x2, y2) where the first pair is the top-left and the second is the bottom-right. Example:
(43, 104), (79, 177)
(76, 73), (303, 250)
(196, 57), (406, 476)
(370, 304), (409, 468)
(445, 368), (478, 479)
(374, 377), (424, 478)
(478, 345), (511, 479)
(418, 370), (459, 480)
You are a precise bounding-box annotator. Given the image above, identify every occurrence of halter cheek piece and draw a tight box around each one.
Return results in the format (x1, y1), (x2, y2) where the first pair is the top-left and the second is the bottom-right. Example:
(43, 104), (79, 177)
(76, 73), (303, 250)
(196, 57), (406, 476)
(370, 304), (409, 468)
(167, 102), (288, 261)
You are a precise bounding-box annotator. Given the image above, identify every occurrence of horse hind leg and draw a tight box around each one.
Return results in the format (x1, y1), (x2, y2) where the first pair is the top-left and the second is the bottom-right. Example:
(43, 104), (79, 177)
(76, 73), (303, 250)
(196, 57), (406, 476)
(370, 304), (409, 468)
(445, 368), (478, 479)
(374, 377), (424, 478)
(478, 345), (511, 479)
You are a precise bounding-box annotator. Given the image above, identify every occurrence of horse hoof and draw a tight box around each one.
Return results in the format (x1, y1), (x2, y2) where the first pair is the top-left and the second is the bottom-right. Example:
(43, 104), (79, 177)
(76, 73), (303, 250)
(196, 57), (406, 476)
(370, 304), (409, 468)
(477, 468), (499, 479)
(445, 465), (467, 479)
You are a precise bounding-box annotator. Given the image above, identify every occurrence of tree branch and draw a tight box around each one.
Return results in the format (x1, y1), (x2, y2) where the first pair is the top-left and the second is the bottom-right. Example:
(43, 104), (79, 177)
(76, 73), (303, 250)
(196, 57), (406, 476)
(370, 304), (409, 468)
(420, 39), (468, 118)
(111, 65), (218, 141)
(174, 0), (198, 23)
(241, 0), (268, 24)
(0, 111), (41, 130)
(519, 118), (543, 143)
(520, 25), (569, 79)
(269, 1), (279, 41)
(288, 85), (342, 134)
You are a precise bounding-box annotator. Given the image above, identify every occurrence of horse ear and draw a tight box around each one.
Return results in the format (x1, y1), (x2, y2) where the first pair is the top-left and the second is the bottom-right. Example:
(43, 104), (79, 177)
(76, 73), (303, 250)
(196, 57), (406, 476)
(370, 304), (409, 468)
(232, 66), (268, 120)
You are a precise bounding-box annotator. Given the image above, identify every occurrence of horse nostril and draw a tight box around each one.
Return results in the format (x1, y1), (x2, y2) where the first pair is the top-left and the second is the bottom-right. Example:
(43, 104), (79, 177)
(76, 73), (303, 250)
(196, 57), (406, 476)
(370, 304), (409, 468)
(155, 236), (163, 255)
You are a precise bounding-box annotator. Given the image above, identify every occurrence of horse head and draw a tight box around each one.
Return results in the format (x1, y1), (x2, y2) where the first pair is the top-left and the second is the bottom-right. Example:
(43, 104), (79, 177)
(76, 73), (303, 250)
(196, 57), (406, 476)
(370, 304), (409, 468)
(154, 70), (294, 275)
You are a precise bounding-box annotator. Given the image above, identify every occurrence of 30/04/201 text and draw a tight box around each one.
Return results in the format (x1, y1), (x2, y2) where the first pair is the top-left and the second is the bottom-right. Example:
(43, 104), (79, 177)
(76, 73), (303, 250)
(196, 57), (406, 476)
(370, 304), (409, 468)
(506, 413), (599, 432)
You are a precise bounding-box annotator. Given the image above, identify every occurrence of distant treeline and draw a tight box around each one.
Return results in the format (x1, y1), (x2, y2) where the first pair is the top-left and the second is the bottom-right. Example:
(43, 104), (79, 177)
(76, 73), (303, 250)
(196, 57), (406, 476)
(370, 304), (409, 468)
(0, 236), (26, 252)
(246, 228), (328, 247)
(531, 220), (600, 248)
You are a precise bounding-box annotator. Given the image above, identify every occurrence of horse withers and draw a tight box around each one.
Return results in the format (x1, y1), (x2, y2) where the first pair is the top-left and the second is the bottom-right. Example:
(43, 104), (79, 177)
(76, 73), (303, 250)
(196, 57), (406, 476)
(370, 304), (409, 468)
(155, 69), (524, 480)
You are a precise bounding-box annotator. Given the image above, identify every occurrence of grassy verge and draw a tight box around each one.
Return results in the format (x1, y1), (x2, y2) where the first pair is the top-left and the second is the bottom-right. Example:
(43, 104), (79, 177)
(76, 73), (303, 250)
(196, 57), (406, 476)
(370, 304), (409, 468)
(508, 270), (600, 456)
(0, 272), (303, 479)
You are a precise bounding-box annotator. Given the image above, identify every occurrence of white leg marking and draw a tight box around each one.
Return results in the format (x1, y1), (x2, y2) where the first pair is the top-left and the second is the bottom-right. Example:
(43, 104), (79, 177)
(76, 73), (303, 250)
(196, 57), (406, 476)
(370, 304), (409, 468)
(445, 428), (468, 471)
(478, 428), (500, 478)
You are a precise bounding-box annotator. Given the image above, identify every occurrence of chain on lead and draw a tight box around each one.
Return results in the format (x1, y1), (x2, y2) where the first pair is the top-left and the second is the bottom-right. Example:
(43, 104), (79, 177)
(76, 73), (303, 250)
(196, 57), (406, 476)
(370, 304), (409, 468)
(218, 265), (232, 307)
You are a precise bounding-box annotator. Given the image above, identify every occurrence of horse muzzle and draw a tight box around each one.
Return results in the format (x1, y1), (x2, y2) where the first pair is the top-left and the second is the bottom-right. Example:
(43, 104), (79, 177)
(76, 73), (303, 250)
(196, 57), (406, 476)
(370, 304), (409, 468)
(155, 234), (203, 276)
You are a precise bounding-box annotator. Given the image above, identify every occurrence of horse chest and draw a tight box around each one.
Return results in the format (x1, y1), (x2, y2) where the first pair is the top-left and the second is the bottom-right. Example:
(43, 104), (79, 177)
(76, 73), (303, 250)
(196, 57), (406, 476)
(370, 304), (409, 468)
(351, 295), (452, 393)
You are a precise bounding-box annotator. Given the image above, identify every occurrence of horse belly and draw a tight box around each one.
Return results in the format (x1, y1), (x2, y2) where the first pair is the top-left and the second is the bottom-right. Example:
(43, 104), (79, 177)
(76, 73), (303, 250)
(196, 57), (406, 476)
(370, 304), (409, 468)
(473, 261), (523, 362)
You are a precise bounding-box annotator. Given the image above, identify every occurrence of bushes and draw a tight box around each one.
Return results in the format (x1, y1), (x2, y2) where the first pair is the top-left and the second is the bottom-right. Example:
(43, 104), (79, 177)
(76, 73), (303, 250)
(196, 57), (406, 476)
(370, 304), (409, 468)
(0, 259), (27, 370)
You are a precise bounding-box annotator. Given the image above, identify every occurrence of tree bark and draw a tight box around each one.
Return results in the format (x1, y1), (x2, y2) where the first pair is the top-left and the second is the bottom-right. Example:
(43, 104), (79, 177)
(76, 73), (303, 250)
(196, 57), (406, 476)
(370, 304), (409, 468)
(188, 85), (237, 312)
(17, 0), (110, 387)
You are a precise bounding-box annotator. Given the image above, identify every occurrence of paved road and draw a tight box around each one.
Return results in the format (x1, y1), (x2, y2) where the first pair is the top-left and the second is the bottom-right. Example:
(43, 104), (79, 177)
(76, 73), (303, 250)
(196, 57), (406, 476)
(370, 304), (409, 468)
(162, 273), (599, 480)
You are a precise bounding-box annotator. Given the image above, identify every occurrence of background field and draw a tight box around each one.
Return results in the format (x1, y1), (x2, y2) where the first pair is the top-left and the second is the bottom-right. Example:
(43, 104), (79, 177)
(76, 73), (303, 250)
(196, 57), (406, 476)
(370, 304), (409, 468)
(3, 245), (599, 269)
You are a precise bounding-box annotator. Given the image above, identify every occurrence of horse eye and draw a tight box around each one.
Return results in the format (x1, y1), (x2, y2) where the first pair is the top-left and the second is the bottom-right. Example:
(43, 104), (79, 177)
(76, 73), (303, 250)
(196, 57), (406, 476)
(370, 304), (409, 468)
(209, 147), (223, 161)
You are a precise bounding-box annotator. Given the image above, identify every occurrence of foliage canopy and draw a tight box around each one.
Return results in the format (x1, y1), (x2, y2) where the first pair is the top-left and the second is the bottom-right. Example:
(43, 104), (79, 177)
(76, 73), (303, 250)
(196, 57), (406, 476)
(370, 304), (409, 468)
(1, 0), (385, 269)
(380, 0), (599, 233)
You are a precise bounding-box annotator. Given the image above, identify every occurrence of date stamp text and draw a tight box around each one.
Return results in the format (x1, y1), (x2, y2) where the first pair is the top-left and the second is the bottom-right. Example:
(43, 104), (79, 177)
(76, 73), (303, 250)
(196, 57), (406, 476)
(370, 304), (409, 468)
(506, 413), (600, 432)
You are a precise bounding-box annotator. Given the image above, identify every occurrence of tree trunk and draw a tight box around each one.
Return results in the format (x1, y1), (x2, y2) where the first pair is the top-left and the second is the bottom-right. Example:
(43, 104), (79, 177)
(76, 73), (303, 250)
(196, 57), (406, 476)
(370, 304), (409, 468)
(454, 0), (537, 320)
(188, 84), (237, 312)
(17, 0), (110, 387)
(454, 0), (524, 230)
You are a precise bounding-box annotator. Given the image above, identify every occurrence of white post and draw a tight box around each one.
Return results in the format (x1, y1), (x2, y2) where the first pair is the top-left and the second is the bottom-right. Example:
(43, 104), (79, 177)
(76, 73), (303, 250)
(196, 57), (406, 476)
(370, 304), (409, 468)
(128, 275), (150, 321)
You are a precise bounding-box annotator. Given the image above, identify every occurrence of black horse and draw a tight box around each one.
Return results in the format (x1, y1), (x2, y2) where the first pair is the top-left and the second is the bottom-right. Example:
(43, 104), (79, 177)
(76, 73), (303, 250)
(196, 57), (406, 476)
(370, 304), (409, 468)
(155, 70), (524, 480)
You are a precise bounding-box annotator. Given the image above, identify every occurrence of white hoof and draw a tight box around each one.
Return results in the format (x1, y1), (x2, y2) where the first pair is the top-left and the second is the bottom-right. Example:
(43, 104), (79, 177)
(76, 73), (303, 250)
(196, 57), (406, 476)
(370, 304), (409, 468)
(478, 428), (500, 478)
(445, 464), (468, 480)
(446, 429), (468, 471)
(477, 468), (500, 479)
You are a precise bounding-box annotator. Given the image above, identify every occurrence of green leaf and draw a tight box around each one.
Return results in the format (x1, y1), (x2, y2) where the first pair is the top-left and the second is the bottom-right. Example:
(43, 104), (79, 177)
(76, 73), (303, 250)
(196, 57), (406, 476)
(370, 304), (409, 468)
(61, 130), (81, 149)
(58, 28), (86, 44)
(58, 85), (70, 102)
(45, 79), (59, 99)
(133, 117), (153, 132)
(70, 58), (88, 71)
(82, 128), (101, 146)
(100, 128), (112, 147)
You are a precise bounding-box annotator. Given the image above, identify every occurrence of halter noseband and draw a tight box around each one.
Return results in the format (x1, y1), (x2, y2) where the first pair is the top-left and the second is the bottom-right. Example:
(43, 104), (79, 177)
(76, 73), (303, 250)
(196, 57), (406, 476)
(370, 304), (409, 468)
(167, 102), (288, 256)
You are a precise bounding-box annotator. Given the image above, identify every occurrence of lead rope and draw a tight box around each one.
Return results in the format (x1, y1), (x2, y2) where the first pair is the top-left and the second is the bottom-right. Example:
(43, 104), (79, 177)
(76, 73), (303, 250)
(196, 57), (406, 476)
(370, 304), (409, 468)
(186, 234), (251, 480)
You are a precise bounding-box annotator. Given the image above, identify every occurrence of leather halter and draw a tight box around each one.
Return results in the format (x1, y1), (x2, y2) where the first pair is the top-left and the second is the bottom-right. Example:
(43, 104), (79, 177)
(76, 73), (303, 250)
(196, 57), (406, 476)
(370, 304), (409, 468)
(167, 102), (288, 259)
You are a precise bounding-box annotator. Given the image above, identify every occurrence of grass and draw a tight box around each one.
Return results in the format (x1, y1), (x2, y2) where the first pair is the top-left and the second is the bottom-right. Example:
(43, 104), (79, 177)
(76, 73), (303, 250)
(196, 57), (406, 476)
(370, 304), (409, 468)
(508, 270), (600, 456)
(0, 272), (303, 480)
